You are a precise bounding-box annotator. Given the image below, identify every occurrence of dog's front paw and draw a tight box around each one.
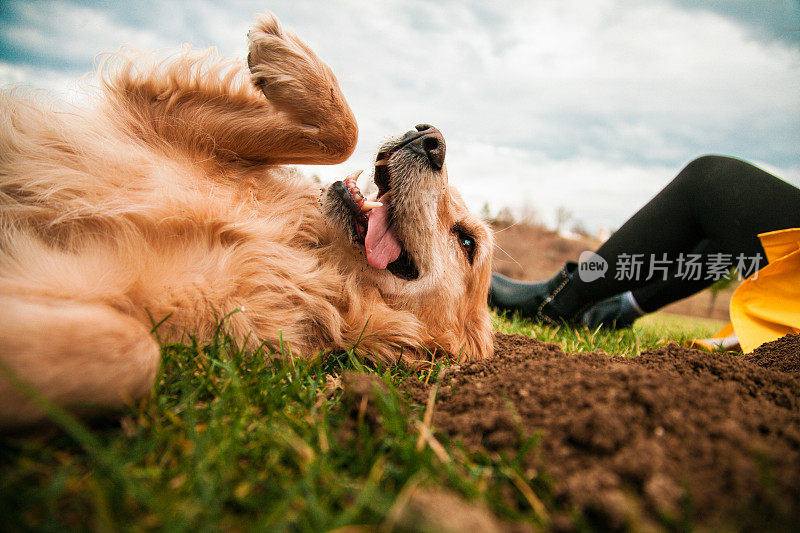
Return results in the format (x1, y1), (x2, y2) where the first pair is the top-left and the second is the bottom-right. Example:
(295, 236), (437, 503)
(247, 13), (330, 112)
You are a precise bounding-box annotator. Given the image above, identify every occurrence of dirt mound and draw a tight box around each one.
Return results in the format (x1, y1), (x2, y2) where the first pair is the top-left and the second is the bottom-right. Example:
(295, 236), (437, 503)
(745, 333), (800, 375)
(409, 334), (800, 531)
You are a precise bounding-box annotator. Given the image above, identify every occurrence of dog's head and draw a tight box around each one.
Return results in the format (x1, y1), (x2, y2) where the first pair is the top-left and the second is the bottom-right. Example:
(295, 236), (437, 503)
(323, 125), (494, 361)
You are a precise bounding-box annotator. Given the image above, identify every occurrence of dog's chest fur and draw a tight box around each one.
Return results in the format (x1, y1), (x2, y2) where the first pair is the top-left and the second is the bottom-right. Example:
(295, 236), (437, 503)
(1, 127), (339, 345)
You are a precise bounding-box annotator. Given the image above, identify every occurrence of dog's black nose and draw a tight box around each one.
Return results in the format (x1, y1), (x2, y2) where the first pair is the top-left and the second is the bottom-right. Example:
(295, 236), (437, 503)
(410, 124), (446, 170)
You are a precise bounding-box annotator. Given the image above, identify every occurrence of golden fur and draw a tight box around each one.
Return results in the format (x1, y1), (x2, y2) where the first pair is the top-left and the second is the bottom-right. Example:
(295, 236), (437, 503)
(0, 13), (493, 427)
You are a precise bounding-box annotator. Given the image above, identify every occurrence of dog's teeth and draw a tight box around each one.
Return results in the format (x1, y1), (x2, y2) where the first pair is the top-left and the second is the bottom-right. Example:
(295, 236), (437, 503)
(345, 169), (363, 180)
(361, 200), (383, 212)
(374, 159), (389, 166)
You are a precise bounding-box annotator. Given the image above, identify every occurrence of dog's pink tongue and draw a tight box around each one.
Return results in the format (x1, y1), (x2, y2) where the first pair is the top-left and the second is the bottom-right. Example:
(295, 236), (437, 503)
(365, 200), (401, 269)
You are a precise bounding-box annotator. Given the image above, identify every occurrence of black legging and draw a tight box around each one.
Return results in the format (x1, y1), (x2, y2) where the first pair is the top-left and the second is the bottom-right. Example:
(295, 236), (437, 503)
(571, 155), (800, 312)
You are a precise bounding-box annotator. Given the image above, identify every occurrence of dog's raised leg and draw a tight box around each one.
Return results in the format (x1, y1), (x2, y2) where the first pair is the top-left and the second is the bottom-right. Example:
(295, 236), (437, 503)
(0, 295), (160, 428)
(246, 12), (358, 164)
(105, 12), (357, 166)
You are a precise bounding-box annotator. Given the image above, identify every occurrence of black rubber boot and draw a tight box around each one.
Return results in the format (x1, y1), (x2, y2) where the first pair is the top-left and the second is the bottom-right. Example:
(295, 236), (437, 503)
(488, 262), (588, 326)
(580, 291), (644, 329)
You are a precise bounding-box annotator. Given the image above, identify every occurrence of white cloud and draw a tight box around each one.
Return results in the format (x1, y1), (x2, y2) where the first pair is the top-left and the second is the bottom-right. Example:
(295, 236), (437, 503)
(5, 2), (168, 65)
(0, 62), (96, 104)
(1, 0), (798, 231)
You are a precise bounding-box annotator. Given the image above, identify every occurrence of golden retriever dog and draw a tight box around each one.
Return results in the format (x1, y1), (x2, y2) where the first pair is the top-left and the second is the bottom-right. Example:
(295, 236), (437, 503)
(0, 13), (494, 427)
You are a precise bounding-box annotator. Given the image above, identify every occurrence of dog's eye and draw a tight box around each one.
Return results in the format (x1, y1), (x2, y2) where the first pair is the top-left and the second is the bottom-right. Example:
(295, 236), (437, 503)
(453, 226), (476, 263)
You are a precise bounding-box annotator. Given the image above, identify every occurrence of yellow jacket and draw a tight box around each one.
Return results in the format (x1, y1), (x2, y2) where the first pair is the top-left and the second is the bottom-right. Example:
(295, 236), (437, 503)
(695, 228), (800, 353)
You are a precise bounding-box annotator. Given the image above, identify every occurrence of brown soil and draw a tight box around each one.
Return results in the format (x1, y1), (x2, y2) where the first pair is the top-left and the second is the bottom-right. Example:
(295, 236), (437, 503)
(404, 333), (800, 531)
(745, 334), (800, 375)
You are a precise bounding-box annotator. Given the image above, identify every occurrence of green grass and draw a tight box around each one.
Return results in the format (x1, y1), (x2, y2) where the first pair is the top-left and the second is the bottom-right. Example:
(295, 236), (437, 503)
(494, 310), (725, 357)
(0, 312), (729, 531)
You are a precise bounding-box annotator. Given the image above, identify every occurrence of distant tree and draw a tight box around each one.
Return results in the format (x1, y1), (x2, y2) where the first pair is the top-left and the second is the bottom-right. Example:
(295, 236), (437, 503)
(495, 207), (515, 225)
(555, 206), (572, 233)
(518, 202), (540, 225)
(570, 220), (590, 238)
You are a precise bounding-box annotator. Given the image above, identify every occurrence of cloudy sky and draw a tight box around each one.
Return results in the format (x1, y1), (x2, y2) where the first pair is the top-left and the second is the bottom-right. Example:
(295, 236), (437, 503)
(2, 0), (799, 232)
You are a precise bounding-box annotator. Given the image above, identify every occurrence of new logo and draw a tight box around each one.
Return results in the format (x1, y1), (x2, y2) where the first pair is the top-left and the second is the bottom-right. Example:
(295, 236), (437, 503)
(577, 251), (608, 282)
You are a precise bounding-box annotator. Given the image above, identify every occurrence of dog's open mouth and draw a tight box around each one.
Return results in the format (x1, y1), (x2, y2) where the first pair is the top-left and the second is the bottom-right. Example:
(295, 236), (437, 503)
(331, 158), (419, 281)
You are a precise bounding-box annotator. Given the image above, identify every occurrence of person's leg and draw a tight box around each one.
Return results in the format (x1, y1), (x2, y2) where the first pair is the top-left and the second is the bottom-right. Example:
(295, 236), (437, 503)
(581, 240), (732, 328)
(579, 239), (709, 327)
(490, 156), (800, 324)
(626, 239), (713, 311)
(572, 155), (800, 302)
